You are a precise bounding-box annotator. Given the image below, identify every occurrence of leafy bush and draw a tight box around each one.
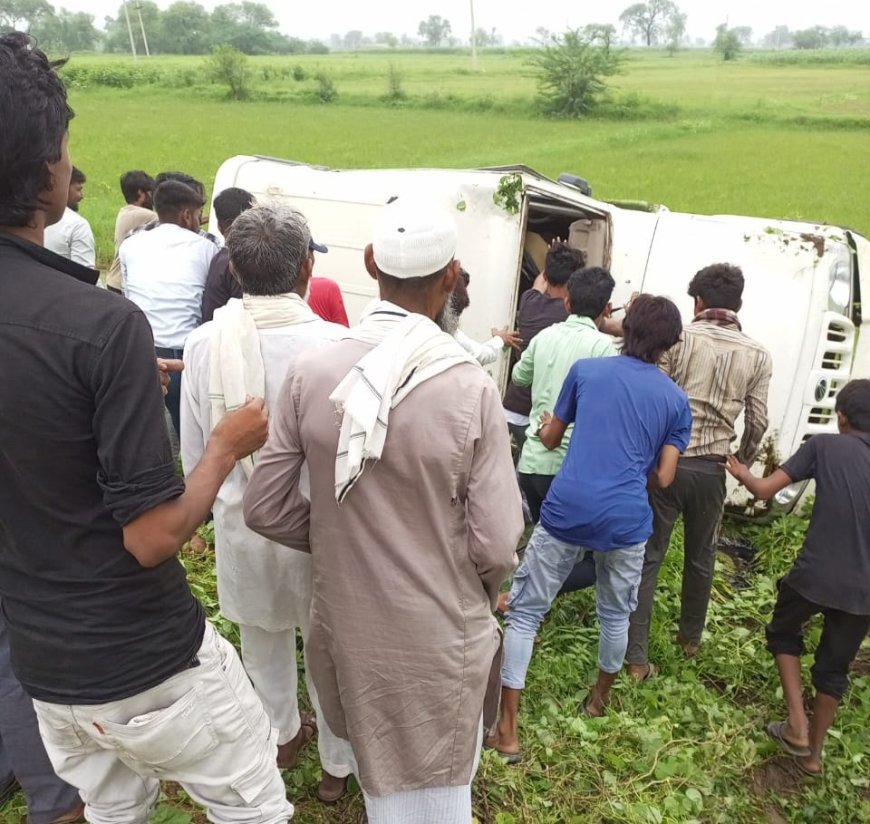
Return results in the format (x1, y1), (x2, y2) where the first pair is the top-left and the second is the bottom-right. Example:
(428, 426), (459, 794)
(60, 63), (166, 88)
(315, 71), (337, 103)
(528, 28), (625, 118)
(292, 63), (306, 81)
(383, 63), (406, 103)
(714, 24), (743, 61)
(206, 44), (251, 100)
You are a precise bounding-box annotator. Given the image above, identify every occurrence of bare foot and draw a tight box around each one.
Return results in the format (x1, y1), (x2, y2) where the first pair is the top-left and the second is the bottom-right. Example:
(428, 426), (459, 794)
(676, 634), (700, 658)
(626, 663), (658, 681)
(583, 686), (607, 717)
(796, 755), (823, 776)
(317, 772), (348, 803)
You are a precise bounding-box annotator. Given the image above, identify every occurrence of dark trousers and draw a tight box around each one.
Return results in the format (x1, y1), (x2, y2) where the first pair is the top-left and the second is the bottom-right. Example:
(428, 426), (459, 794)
(0, 608), (81, 823)
(766, 579), (870, 700)
(626, 458), (727, 665)
(517, 472), (597, 595)
(156, 346), (184, 439)
(508, 423), (527, 467)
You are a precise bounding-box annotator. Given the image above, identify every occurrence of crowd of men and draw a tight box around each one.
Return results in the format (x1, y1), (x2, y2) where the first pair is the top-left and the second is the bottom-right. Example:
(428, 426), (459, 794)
(1, 32), (868, 824)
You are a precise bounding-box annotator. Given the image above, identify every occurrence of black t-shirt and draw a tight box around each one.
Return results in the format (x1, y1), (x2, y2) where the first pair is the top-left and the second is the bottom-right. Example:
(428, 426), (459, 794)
(502, 288), (569, 416)
(780, 432), (870, 615)
(201, 247), (241, 323)
(0, 233), (204, 703)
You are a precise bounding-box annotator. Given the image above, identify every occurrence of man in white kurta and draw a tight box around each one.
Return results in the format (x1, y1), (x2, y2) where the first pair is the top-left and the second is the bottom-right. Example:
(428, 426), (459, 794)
(179, 204), (354, 803)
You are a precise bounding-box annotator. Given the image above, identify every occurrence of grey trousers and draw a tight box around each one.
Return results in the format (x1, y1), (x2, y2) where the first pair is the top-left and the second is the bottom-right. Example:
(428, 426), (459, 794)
(0, 607), (81, 823)
(626, 459), (727, 665)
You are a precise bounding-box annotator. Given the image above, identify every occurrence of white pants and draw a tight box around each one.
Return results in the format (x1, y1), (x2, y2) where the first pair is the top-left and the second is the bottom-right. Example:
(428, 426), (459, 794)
(360, 717), (484, 824)
(33, 622), (293, 824)
(240, 624), (354, 778)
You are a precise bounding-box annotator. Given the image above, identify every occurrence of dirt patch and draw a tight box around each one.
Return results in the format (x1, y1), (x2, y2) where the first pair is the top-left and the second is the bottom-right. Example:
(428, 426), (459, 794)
(751, 756), (806, 801)
(800, 233), (826, 257)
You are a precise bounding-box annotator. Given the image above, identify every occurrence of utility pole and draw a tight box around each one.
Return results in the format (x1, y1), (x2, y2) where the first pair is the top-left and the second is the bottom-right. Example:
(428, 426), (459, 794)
(122, 0), (138, 60)
(469, 0), (478, 71)
(135, 2), (150, 57)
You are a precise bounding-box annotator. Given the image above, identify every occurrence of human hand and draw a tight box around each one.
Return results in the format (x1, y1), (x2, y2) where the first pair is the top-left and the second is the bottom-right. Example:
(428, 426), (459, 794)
(547, 236), (565, 250)
(210, 397), (269, 461)
(156, 358), (183, 397)
(493, 327), (522, 351)
(725, 455), (749, 484)
(536, 411), (552, 435)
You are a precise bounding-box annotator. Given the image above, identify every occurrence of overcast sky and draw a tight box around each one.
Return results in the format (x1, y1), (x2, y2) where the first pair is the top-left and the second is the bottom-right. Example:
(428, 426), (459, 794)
(65, 0), (870, 42)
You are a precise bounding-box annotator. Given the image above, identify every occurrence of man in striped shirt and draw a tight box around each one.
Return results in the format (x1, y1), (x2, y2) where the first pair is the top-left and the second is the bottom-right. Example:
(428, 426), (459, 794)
(626, 263), (773, 678)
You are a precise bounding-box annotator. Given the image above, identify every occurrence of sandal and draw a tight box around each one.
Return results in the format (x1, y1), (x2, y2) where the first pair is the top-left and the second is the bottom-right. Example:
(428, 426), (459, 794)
(766, 720), (811, 758)
(796, 758), (823, 778)
(628, 663), (659, 682)
(483, 740), (523, 765)
(277, 713), (318, 769)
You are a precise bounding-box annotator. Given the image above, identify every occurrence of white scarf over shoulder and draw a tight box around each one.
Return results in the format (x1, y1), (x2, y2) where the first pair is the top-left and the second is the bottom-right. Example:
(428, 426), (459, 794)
(209, 293), (319, 477)
(330, 300), (476, 503)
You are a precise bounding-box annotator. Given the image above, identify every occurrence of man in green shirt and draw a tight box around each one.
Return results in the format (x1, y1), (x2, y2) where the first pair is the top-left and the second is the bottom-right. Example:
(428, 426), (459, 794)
(515, 267), (618, 522)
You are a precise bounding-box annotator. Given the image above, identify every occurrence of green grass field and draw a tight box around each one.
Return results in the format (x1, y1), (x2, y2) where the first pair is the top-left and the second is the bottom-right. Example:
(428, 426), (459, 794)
(58, 49), (870, 266)
(1, 48), (869, 824)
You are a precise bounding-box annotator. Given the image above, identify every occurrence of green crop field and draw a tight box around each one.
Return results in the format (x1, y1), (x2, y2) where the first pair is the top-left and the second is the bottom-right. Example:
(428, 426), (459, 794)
(56, 48), (870, 267)
(2, 47), (870, 824)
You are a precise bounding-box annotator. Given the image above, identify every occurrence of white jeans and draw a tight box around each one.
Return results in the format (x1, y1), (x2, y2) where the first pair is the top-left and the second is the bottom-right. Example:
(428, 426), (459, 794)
(240, 624), (354, 778)
(33, 622), (293, 824)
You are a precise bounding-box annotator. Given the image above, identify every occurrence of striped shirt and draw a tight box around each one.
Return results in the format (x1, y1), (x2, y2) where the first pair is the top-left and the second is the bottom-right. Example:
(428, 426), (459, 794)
(661, 315), (772, 465)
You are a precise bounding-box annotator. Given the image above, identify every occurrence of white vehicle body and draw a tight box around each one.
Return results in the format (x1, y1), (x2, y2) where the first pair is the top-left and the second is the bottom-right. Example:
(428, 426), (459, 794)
(212, 156), (870, 516)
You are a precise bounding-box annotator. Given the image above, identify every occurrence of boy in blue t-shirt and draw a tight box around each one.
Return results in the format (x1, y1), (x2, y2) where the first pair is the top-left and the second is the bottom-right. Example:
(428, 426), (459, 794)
(488, 295), (692, 762)
(726, 379), (870, 777)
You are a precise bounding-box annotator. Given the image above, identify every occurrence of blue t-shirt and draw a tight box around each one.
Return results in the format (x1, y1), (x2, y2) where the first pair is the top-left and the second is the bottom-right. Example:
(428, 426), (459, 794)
(540, 356), (692, 550)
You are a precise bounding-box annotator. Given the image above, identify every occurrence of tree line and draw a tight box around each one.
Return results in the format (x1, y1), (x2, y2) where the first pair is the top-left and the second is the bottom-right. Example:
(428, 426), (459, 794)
(0, 0), (328, 55)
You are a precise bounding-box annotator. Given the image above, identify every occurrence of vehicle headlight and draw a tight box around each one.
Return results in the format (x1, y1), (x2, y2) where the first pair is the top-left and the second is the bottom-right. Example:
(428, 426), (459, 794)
(774, 483), (803, 506)
(828, 258), (851, 316)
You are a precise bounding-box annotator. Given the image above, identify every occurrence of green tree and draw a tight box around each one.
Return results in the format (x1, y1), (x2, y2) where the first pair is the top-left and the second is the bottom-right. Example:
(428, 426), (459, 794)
(418, 14), (451, 47)
(828, 25), (863, 47)
(211, 2), (277, 54)
(664, 10), (687, 55)
(39, 8), (99, 51)
(793, 26), (830, 49)
(618, 0), (676, 46)
(0, 0), (53, 33)
(158, 1), (210, 54)
(762, 25), (792, 49)
(374, 31), (398, 47)
(732, 25), (753, 45)
(103, 1), (159, 54)
(528, 27), (625, 118)
(712, 23), (742, 60)
(207, 43), (250, 98)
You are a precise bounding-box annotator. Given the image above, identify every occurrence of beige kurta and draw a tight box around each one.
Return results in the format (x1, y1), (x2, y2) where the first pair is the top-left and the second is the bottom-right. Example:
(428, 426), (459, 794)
(244, 338), (523, 797)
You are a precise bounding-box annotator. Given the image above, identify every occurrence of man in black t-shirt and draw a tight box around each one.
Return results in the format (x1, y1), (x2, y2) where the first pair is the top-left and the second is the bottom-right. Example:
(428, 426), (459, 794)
(0, 34), (293, 824)
(727, 379), (870, 778)
(502, 242), (585, 455)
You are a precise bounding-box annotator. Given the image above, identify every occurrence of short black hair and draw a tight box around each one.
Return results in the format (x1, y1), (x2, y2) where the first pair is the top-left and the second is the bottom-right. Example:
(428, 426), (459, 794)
(70, 166), (85, 185)
(153, 180), (204, 220)
(568, 267), (615, 319)
(688, 263), (744, 312)
(545, 242), (586, 287)
(622, 294), (683, 364)
(120, 170), (154, 203)
(213, 187), (254, 224)
(0, 33), (74, 227)
(835, 379), (870, 432)
(155, 171), (205, 199)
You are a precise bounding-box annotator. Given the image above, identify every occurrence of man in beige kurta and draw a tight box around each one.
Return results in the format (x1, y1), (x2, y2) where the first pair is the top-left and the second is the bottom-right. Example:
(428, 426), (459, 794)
(244, 199), (522, 823)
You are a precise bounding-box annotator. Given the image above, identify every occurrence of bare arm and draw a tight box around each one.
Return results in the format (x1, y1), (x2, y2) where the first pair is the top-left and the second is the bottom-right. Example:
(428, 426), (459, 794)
(726, 456), (793, 500)
(123, 399), (268, 567)
(538, 411), (568, 451)
(648, 444), (681, 490)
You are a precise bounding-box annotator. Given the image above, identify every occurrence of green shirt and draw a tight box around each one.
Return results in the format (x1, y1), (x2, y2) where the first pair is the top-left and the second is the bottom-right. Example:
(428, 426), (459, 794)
(515, 314), (618, 476)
